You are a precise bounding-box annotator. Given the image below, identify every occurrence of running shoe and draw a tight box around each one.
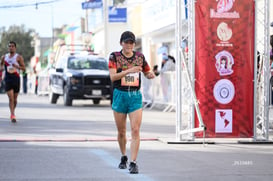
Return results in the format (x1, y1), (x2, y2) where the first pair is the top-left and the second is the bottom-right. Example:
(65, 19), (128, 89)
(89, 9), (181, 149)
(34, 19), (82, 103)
(118, 155), (128, 169)
(129, 161), (139, 174)
(10, 115), (16, 123)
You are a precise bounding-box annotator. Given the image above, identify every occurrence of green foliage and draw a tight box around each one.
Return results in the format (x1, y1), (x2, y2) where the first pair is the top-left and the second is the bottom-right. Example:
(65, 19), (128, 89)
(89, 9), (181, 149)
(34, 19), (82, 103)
(0, 25), (35, 67)
(113, 0), (125, 5)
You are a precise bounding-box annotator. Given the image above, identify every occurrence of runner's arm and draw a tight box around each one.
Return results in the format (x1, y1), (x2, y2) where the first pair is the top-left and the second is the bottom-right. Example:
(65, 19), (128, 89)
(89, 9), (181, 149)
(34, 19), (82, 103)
(144, 71), (155, 79)
(0, 56), (4, 71)
(109, 66), (142, 82)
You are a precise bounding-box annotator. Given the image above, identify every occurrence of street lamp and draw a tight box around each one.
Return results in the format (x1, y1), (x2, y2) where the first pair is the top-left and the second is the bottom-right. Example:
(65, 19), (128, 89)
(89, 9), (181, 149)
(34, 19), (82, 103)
(51, 3), (54, 46)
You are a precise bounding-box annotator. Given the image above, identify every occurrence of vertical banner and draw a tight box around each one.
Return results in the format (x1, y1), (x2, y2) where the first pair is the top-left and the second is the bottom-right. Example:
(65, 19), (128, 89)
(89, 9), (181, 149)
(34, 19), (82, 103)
(195, 0), (255, 138)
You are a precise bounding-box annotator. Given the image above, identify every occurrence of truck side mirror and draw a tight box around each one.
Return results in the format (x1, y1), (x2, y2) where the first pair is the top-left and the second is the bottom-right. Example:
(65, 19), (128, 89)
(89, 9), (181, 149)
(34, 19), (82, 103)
(56, 68), (64, 73)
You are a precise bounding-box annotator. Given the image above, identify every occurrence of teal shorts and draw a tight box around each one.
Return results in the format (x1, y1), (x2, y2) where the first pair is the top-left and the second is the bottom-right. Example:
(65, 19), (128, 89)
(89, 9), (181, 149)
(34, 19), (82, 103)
(112, 88), (143, 114)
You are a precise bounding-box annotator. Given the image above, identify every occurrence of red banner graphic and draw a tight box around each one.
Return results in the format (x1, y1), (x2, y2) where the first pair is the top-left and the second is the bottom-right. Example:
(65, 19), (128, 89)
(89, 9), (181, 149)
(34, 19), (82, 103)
(195, 0), (255, 138)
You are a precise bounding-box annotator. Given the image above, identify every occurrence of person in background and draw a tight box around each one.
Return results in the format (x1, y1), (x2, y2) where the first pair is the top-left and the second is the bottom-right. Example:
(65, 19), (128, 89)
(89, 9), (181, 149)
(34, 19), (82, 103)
(0, 41), (25, 122)
(22, 70), (28, 94)
(0, 68), (5, 93)
(270, 49), (273, 105)
(33, 66), (38, 95)
(269, 34), (273, 106)
(108, 31), (155, 174)
(168, 55), (176, 64)
(153, 53), (175, 102)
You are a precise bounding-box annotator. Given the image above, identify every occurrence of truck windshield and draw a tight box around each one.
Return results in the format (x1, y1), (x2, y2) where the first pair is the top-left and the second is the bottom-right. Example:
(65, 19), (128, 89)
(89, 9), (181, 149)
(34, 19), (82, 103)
(67, 57), (108, 70)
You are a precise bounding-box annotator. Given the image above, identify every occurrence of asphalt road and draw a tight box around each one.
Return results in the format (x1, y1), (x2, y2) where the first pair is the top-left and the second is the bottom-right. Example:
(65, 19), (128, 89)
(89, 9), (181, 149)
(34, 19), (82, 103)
(0, 93), (273, 181)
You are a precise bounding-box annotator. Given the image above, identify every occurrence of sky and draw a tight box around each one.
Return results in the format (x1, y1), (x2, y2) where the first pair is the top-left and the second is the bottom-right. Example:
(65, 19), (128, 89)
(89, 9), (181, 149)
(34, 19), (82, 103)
(0, 0), (86, 37)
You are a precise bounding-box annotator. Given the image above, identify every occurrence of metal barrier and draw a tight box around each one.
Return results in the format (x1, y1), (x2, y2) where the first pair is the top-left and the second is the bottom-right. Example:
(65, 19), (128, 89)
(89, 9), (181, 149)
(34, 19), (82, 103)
(142, 71), (176, 112)
(37, 74), (50, 95)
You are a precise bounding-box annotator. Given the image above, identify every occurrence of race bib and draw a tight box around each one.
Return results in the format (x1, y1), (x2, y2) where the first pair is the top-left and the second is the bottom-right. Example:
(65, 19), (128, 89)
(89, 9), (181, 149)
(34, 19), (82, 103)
(121, 73), (139, 87)
(7, 65), (16, 74)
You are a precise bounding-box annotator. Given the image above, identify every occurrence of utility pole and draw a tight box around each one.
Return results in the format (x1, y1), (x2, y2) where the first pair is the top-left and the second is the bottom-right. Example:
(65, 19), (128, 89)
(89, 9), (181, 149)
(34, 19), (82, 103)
(51, 3), (54, 46)
(104, 0), (109, 56)
(85, 0), (89, 32)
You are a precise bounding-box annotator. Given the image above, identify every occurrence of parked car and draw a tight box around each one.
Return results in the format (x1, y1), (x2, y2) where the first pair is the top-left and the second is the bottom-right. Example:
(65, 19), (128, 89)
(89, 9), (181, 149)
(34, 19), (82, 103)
(48, 52), (112, 106)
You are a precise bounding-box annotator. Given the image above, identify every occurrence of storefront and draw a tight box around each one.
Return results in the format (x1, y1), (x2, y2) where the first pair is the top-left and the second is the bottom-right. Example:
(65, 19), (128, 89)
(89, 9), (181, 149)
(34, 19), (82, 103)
(140, 0), (186, 67)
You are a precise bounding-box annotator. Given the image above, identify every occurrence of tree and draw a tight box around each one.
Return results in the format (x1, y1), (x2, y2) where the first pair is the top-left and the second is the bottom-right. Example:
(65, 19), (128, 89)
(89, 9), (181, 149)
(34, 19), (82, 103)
(113, 0), (125, 5)
(0, 25), (35, 67)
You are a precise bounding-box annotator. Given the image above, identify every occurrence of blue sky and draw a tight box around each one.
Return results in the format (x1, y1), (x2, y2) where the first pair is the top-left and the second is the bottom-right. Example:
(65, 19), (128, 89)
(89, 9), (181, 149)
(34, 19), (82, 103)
(0, 0), (85, 37)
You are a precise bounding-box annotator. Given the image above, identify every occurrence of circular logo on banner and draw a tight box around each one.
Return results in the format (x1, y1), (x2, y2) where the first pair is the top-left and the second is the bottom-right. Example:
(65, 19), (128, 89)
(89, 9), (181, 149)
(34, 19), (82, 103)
(215, 50), (234, 76)
(213, 79), (235, 104)
(217, 22), (232, 42)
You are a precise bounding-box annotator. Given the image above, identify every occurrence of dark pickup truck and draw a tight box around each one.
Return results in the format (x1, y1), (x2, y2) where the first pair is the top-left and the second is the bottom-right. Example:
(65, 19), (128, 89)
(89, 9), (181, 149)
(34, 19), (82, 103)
(48, 52), (112, 106)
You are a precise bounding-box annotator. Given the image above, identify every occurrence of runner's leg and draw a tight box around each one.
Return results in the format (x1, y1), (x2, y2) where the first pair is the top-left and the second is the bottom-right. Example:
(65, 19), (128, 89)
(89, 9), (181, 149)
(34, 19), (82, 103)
(6, 89), (15, 115)
(14, 92), (18, 111)
(128, 108), (142, 161)
(114, 111), (127, 155)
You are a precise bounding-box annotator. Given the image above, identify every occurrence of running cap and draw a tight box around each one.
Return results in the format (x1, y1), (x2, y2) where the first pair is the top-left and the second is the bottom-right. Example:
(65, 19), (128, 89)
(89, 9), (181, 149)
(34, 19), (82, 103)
(120, 31), (136, 43)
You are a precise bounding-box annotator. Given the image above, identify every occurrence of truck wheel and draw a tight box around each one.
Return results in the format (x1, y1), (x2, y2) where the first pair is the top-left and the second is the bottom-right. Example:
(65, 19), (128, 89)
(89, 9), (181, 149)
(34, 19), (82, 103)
(93, 99), (100, 105)
(49, 87), (59, 104)
(49, 92), (59, 104)
(63, 86), (72, 106)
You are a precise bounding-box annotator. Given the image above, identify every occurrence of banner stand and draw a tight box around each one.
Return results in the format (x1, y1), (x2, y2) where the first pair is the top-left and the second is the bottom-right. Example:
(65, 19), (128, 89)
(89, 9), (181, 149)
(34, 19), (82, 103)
(171, 0), (271, 144)
(168, 45), (208, 144)
(252, 0), (271, 142)
(168, 0), (208, 145)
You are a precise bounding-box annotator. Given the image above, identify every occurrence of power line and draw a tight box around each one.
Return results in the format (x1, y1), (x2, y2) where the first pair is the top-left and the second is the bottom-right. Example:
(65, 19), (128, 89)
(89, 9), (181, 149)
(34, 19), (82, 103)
(0, 0), (61, 9)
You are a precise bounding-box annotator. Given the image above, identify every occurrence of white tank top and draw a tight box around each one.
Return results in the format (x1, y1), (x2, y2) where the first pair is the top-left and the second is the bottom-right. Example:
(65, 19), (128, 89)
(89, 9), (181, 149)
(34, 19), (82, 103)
(4, 53), (19, 74)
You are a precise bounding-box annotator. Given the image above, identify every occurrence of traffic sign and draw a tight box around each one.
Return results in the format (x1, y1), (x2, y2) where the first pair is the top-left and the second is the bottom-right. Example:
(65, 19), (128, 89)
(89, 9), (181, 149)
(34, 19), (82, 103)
(81, 0), (102, 9)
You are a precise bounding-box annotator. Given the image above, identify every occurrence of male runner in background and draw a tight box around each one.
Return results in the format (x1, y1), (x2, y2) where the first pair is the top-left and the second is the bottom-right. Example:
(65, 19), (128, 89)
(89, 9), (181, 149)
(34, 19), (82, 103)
(0, 41), (25, 122)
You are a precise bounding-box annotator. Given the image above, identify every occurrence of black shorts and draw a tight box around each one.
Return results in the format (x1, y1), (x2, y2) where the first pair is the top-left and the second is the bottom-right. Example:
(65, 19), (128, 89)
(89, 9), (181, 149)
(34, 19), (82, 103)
(5, 80), (20, 93)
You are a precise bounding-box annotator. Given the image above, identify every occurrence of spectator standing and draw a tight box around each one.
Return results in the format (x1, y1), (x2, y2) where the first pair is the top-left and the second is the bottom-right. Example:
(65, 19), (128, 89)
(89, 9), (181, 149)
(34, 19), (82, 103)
(154, 53), (175, 102)
(22, 71), (28, 94)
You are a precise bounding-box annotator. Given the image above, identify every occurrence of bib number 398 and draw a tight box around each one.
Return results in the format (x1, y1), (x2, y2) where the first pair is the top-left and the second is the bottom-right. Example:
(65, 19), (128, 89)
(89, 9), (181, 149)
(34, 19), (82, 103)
(121, 73), (139, 87)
